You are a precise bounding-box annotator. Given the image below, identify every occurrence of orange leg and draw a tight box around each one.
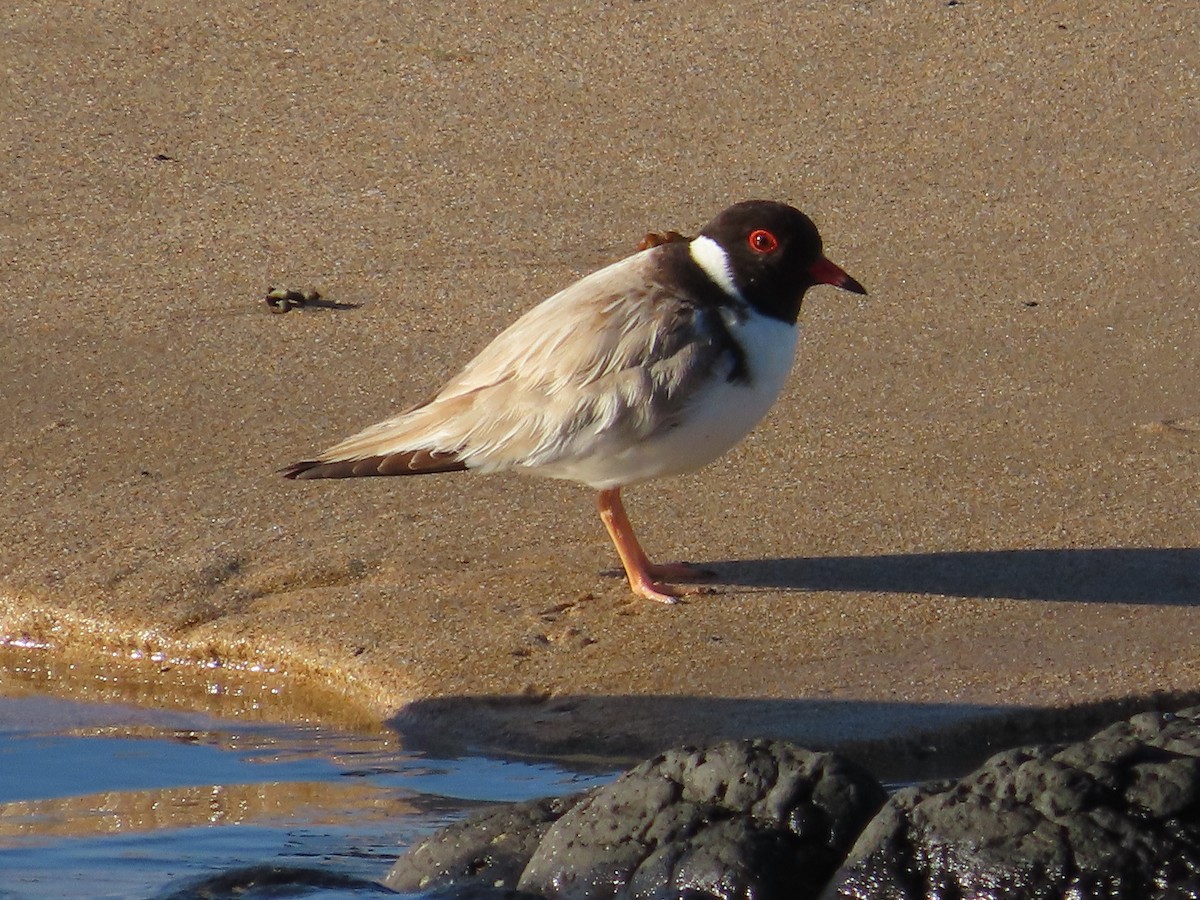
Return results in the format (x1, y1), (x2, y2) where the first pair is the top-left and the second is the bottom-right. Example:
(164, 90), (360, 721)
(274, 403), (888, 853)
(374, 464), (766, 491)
(596, 487), (713, 604)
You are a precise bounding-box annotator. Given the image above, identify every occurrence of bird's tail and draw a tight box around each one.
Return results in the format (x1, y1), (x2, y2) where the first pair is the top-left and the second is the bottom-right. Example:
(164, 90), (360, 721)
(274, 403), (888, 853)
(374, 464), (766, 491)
(281, 449), (467, 480)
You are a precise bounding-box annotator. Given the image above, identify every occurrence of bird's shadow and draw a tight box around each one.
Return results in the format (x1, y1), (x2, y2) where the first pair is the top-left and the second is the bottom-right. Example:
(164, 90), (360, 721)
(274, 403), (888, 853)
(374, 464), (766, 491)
(707, 547), (1199, 606)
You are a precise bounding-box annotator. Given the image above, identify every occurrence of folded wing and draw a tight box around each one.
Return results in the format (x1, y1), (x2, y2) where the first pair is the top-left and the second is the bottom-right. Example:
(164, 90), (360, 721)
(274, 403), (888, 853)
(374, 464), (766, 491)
(283, 248), (738, 481)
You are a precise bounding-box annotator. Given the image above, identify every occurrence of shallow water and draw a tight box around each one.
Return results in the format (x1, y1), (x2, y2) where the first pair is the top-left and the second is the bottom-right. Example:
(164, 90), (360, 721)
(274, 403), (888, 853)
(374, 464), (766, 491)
(0, 691), (616, 898)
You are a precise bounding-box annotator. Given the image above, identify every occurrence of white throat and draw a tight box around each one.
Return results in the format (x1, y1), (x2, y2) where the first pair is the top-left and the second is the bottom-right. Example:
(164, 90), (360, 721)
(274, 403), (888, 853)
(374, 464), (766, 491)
(689, 235), (746, 304)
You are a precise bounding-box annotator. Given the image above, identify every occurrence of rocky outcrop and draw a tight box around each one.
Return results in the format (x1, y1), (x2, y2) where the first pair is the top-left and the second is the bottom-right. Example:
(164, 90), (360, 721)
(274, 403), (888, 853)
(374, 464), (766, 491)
(824, 707), (1200, 899)
(248, 706), (1200, 899)
(385, 739), (886, 899)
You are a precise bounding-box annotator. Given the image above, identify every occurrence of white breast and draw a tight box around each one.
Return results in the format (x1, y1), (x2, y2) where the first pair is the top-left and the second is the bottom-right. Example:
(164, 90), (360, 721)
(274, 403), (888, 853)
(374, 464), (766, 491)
(534, 310), (799, 489)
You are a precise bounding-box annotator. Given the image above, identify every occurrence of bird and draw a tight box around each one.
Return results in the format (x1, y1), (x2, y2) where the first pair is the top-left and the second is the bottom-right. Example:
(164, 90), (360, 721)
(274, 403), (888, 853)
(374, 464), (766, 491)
(283, 200), (866, 604)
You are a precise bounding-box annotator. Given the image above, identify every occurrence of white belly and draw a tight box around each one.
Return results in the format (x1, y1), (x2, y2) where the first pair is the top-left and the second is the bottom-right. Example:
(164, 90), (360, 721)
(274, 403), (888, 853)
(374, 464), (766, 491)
(536, 313), (799, 489)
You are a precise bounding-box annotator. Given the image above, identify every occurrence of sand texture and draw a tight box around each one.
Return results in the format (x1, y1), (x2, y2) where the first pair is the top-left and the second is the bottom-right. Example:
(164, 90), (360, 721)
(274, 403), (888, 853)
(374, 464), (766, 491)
(2, 2), (1197, 760)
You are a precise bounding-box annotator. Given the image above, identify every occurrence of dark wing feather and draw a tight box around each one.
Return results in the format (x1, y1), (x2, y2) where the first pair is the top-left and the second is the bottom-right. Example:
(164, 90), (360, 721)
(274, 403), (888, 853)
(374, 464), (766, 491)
(281, 449), (467, 480)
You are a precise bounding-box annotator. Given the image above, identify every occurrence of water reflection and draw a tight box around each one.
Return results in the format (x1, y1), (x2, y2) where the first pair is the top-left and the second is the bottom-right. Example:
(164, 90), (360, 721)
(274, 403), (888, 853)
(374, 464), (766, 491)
(0, 650), (615, 897)
(0, 778), (416, 841)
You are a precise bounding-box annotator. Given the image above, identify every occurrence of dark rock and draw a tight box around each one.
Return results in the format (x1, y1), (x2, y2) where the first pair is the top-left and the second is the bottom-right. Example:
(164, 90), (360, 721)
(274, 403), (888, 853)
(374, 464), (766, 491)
(154, 864), (398, 897)
(823, 706), (1200, 899)
(385, 794), (587, 893)
(418, 887), (548, 900)
(516, 739), (886, 899)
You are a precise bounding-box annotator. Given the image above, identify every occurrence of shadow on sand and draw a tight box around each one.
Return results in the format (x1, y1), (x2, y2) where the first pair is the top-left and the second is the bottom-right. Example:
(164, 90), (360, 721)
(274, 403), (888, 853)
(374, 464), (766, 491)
(708, 546), (1199, 605)
(391, 690), (1200, 783)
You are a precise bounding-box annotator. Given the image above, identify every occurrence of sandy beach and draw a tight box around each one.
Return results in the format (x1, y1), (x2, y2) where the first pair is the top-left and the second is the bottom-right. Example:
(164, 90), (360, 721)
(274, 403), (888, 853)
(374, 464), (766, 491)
(2, 1), (1197, 764)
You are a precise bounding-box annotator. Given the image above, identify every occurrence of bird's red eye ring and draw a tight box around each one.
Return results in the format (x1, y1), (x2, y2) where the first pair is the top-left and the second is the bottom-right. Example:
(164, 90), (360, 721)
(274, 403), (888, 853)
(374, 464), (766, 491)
(748, 229), (779, 254)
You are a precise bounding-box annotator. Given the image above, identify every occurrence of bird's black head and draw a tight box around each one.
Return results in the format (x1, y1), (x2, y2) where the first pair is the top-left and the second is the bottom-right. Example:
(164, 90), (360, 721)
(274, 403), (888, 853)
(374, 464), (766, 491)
(696, 200), (866, 323)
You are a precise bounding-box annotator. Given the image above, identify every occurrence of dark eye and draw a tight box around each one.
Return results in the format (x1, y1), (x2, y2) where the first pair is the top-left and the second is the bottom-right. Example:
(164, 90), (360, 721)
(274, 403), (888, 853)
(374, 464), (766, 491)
(748, 229), (779, 254)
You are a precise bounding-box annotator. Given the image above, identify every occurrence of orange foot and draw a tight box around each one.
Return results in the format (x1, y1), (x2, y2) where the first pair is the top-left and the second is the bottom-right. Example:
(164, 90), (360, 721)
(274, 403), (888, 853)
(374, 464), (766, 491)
(597, 488), (717, 605)
(626, 572), (714, 605)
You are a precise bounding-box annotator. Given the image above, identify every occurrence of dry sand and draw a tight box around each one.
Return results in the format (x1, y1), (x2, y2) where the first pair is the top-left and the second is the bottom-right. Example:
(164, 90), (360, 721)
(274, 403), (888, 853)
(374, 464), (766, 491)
(2, 2), (1197, 768)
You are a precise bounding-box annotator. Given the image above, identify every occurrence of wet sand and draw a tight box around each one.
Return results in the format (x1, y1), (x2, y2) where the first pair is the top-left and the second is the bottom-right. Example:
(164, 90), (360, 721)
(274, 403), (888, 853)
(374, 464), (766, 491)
(2, 2), (1197, 764)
